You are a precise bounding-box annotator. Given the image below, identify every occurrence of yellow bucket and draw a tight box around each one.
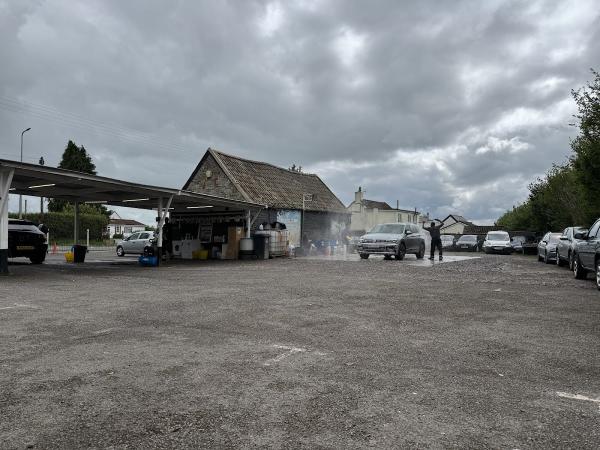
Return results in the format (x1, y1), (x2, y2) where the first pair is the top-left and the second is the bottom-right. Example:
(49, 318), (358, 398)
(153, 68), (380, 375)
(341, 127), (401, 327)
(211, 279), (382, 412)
(192, 249), (209, 260)
(65, 252), (74, 263)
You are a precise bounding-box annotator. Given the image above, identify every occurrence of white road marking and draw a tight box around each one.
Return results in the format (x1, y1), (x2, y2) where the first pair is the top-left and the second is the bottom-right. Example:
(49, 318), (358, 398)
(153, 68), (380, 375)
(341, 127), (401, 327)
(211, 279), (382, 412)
(92, 328), (119, 336)
(556, 391), (600, 411)
(264, 344), (307, 366)
(0, 303), (41, 310)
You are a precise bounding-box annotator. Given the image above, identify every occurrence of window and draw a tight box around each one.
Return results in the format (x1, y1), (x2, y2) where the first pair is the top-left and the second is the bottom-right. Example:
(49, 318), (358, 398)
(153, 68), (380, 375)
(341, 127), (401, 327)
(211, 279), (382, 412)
(124, 226), (132, 234)
(115, 225), (121, 234)
(139, 233), (150, 239)
(129, 233), (140, 240)
(588, 220), (600, 238)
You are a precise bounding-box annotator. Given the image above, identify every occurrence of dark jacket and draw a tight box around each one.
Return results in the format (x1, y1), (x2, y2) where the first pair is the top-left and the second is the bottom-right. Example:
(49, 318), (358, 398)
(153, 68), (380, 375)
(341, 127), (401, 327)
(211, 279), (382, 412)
(424, 223), (443, 240)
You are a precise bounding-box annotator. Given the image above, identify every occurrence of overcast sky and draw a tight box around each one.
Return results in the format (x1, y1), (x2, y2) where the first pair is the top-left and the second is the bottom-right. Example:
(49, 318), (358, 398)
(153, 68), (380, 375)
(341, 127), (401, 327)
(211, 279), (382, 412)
(1, 0), (598, 225)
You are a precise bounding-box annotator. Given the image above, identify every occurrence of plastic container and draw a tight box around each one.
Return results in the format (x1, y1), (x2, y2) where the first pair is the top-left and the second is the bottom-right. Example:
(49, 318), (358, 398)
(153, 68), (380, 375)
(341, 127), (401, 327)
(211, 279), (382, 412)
(253, 234), (269, 260)
(72, 245), (87, 263)
(139, 255), (158, 266)
(64, 252), (74, 263)
(192, 249), (209, 260)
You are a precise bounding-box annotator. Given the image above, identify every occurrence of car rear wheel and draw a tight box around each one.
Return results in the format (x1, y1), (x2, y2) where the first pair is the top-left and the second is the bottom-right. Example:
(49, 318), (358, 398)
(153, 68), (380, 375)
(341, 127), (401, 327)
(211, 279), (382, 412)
(116, 246), (125, 257)
(359, 253), (369, 260)
(395, 244), (406, 261)
(416, 243), (425, 259)
(573, 255), (587, 279)
(384, 255), (392, 260)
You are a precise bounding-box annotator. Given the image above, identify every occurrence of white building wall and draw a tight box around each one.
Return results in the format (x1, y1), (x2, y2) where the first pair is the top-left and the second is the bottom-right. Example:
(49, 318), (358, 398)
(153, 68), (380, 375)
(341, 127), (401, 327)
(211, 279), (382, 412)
(349, 206), (420, 232)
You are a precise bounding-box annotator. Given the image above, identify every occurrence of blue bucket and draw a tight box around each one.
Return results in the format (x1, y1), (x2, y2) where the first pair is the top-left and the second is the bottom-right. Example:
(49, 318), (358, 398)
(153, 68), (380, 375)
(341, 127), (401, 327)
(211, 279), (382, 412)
(138, 255), (158, 267)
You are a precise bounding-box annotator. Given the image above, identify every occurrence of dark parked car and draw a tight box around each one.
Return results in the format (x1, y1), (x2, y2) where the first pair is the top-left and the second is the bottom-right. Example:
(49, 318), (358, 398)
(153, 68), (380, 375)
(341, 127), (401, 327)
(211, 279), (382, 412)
(511, 236), (525, 253)
(537, 232), (562, 264)
(455, 235), (479, 252)
(556, 226), (586, 269)
(510, 231), (538, 254)
(8, 219), (48, 264)
(357, 223), (425, 260)
(572, 218), (600, 289)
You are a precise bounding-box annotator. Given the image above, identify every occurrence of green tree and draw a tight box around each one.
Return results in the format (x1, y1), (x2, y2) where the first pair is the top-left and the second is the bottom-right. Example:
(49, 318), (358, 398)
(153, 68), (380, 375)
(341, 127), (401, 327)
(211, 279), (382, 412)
(48, 140), (109, 217)
(571, 69), (600, 222)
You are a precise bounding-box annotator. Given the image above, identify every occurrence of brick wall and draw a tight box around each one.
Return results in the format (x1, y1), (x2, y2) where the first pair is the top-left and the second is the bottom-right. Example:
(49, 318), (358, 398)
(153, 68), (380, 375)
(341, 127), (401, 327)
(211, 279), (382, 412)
(186, 154), (246, 202)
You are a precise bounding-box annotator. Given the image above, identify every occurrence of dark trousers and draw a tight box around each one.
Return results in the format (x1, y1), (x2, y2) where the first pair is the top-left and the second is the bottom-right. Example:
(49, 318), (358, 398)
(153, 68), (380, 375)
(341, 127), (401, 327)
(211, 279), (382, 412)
(430, 238), (443, 258)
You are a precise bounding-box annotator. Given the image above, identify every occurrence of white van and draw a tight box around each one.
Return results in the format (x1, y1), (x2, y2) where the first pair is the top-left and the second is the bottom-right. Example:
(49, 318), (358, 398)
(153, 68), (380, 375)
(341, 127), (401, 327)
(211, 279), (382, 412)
(482, 231), (512, 254)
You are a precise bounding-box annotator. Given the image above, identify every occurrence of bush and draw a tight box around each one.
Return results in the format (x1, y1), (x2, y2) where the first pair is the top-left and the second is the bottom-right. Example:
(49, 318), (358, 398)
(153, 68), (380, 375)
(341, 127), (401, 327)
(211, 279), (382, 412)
(112, 233), (123, 240)
(9, 212), (109, 242)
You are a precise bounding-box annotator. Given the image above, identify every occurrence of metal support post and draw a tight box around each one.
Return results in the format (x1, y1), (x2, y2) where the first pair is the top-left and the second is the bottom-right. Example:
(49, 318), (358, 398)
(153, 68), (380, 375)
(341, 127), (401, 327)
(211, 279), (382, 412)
(246, 210), (251, 238)
(0, 168), (15, 274)
(157, 197), (163, 265)
(73, 201), (79, 245)
(156, 195), (173, 267)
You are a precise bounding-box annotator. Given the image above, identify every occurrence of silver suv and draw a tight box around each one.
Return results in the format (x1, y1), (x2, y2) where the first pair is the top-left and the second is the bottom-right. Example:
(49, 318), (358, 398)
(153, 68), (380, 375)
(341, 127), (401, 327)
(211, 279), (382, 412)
(116, 231), (155, 257)
(357, 223), (425, 260)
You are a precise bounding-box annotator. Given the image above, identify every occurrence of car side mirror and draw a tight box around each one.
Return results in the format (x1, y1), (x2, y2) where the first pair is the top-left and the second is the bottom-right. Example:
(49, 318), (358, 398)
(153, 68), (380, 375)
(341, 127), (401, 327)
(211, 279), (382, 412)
(574, 232), (587, 239)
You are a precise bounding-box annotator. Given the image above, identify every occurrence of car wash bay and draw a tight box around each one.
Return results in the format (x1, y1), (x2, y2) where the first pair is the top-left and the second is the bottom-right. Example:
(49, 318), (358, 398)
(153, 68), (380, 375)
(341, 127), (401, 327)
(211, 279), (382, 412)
(0, 159), (265, 274)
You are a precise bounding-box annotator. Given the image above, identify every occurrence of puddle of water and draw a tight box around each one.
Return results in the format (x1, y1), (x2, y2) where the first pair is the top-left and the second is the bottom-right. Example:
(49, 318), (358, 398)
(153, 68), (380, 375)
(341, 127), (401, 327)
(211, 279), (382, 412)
(300, 253), (479, 266)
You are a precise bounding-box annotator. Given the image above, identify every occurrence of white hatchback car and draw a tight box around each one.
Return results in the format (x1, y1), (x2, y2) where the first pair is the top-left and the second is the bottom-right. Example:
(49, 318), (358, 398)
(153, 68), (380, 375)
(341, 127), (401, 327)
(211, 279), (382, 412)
(116, 231), (155, 257)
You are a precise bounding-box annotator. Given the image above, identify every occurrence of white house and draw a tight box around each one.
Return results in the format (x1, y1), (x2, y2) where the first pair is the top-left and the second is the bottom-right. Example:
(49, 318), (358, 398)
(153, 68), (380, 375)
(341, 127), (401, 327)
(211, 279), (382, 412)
(347, 187), (420, 233)
(439, 214), (473, 235)
(107, 214), (146, 238)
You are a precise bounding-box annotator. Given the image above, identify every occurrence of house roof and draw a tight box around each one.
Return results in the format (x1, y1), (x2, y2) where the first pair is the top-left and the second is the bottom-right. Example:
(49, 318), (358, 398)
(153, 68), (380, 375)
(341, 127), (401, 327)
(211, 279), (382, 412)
(184, 149), (347, 213)
(362, 199), (393, 210)
(109, 218), (145, 226)
(443, 214), (472, 225)
(463, 225), (506, 235)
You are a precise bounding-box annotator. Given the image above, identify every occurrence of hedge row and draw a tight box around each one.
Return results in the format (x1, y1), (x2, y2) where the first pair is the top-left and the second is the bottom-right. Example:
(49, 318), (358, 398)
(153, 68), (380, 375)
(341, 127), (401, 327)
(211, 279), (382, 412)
(9, 212), (109, 242)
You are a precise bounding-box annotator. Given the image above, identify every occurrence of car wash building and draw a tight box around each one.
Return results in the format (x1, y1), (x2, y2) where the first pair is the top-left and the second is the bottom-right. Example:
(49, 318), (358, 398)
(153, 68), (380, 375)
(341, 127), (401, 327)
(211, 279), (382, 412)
(179, 149), (349, 247)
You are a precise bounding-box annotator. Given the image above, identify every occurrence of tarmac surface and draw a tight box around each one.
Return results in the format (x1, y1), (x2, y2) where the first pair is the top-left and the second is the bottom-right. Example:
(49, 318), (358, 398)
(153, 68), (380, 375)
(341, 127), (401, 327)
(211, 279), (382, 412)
(1, 252), (599, 448)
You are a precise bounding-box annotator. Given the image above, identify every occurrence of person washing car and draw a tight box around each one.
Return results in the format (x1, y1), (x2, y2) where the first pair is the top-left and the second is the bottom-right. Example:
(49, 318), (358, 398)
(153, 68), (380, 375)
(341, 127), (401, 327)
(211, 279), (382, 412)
(424, 220), (444, 261)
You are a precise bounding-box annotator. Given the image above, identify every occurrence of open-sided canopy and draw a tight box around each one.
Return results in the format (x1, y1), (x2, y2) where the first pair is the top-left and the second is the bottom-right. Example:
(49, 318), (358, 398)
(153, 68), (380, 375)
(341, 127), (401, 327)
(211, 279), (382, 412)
(0, 159), (266, 213)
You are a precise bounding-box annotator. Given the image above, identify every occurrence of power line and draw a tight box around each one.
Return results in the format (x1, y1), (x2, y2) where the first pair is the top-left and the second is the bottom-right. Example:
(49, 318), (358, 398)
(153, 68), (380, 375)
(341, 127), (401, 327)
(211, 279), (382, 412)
(0, 95), (197, 154)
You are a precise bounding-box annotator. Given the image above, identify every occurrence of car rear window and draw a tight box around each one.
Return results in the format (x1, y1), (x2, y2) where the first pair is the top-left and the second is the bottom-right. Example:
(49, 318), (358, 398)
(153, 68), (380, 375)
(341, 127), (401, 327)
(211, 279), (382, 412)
(369, 224), (405, 234)
(458, 235), (477, 242)
(487, 233), (509, 241)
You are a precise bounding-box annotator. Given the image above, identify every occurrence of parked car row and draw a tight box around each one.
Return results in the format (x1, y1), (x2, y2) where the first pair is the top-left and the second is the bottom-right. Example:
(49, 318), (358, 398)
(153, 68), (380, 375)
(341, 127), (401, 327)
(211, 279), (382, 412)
(537, 219), (600, 290)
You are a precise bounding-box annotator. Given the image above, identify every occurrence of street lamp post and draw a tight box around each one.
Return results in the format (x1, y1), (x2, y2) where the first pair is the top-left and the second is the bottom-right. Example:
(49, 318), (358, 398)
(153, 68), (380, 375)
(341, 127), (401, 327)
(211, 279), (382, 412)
(18, 127), (31, 218)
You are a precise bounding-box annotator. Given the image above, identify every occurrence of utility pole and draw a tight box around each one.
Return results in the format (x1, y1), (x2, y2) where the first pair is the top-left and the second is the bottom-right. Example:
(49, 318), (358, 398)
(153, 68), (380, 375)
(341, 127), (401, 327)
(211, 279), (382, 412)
(39, 157), (45, 213)
(18, 127), (31, 218)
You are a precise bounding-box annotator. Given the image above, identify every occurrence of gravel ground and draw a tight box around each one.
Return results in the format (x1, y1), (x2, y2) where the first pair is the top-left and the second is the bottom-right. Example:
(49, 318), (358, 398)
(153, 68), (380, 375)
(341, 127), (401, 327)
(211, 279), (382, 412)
(1, 253), (599, 449)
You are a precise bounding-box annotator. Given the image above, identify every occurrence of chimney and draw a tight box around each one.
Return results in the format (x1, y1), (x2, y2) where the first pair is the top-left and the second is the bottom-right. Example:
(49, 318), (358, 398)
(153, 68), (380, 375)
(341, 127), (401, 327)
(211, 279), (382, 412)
(355, 186), (363, 203)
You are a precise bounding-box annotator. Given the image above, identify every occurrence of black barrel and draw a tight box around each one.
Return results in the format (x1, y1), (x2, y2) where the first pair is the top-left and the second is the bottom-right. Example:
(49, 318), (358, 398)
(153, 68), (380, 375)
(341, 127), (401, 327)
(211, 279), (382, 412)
(72, 245), (87, 263)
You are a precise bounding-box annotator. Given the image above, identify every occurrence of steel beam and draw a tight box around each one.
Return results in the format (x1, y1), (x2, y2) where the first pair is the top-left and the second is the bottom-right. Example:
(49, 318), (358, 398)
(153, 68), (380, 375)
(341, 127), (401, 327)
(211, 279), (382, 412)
(0, 168), (15, 274)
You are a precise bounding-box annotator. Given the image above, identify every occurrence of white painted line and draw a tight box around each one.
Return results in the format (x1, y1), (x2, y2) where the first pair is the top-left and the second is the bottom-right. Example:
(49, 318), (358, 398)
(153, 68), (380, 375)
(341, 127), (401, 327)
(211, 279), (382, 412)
(264, 344), (307, 366)
(0, 303), (41, 310)
(556, 391), (600, 411)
